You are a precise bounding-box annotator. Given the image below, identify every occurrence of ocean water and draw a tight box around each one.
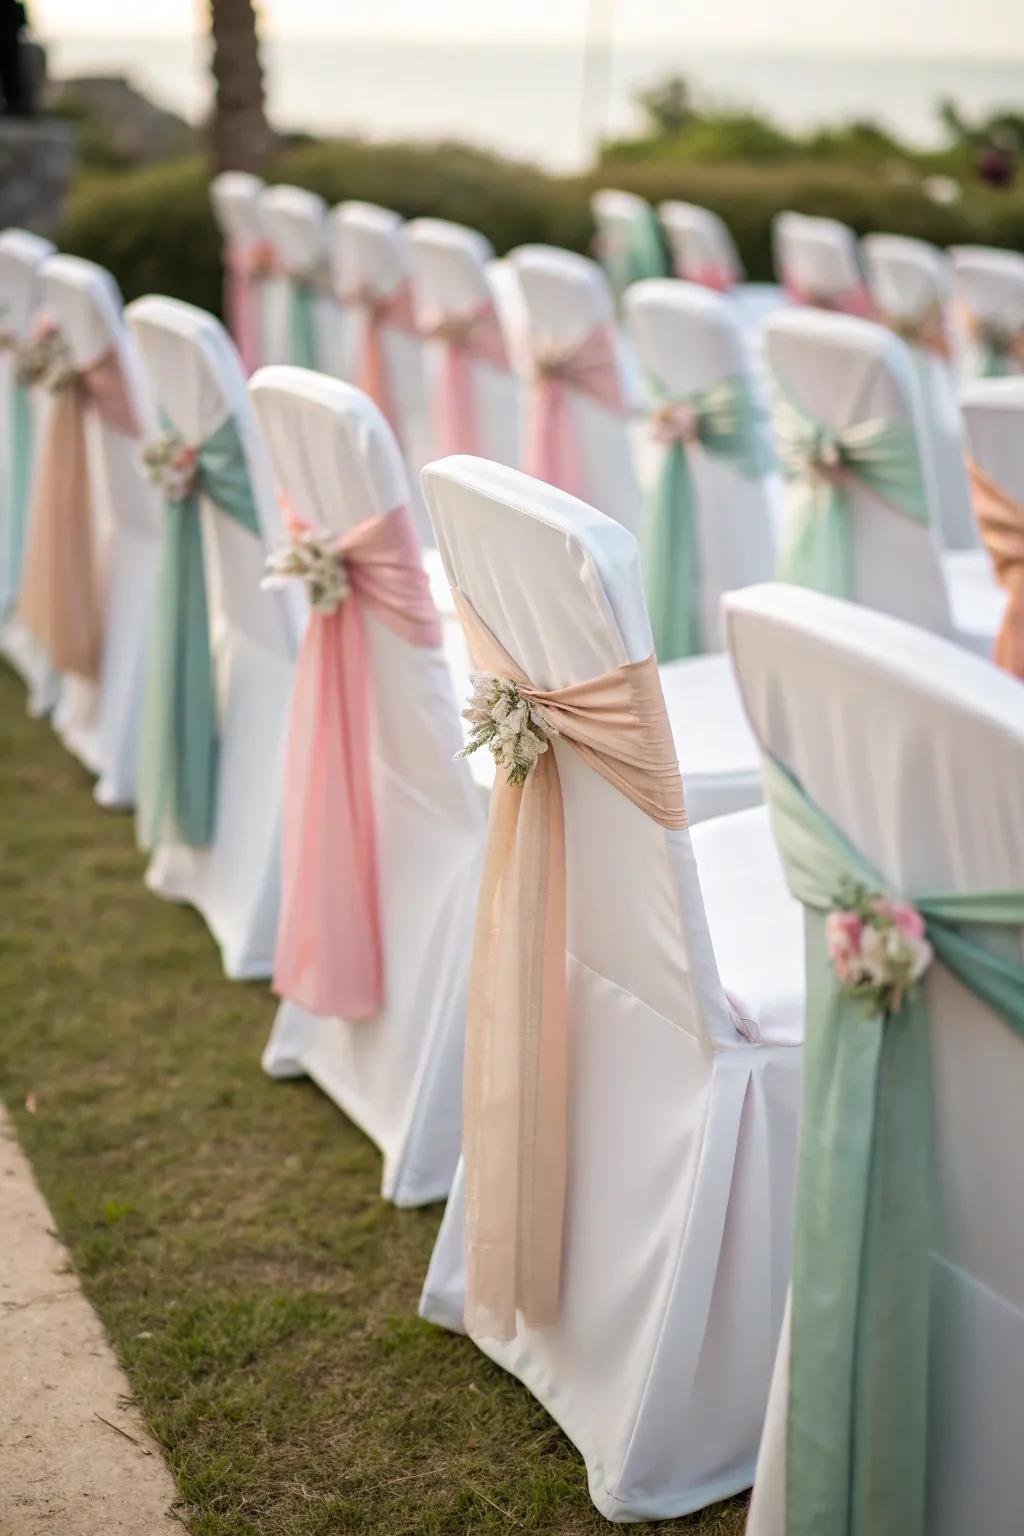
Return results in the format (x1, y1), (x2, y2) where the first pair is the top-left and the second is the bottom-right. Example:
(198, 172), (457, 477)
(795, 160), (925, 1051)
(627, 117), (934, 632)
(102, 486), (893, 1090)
(44, 32), (1024, 172)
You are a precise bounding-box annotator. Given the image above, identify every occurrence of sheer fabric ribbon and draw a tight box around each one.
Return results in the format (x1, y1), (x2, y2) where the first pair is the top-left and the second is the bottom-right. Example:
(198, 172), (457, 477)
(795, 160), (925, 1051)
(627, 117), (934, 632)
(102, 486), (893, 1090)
(272, 504), (442, 1021)
(138, 413), (261, 851)
(773, 392), (930, 600)
(968, 456), (1024, 678)
(763, 753), (1024, 1536)
(224, 238), (272, 375)
(18, 344), (140, 679)
(419, 298), (510, 456)
(454, 590), (686, 1342)
(524, 324), (627, 503)
(644, 374), (773, 661)
(344, 279), (417, 437)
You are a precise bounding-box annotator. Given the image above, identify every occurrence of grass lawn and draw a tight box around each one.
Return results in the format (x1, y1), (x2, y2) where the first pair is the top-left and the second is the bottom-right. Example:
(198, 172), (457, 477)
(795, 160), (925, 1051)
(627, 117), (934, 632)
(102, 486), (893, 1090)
(0, 661), (748, 1536)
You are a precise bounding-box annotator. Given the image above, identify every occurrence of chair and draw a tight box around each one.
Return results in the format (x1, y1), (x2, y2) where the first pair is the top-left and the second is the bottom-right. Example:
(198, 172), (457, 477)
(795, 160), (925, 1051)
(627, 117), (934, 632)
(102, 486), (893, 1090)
(418, 454), (804, 1521)
(773, 212), (872, 315)
(961, 376), (1024, 680)
(0, 227), (58, 714)
(127, 296), (300, 979)
(863, 232), (974, 550)
(209, 170), (269, 375)
(951, 244), (1024, 380)
(252, 370), (485, 1205)
(726, 583), (1024, 1536)
(764, 307), (1005, 654)
(511, 244), (641, 532)
(659, 200), (785, 330)
(260, 185), (344, 375)
(407, 217), (521, 468)
(626, 279), (778, 658)
(590, 188), (668, 306)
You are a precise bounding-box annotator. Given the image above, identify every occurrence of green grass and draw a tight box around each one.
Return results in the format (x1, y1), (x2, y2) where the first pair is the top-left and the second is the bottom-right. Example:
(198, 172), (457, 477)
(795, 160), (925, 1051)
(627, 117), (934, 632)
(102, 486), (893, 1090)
(0, 661), (748, 1536)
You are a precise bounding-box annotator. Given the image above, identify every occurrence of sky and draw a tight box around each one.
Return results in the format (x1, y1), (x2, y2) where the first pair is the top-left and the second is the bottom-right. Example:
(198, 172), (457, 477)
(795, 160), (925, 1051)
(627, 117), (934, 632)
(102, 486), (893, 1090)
(27, 0), (1024, 57)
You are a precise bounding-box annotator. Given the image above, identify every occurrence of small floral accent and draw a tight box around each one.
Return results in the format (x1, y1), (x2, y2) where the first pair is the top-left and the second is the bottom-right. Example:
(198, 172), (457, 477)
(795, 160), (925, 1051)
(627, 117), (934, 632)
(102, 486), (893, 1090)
(16, 320), (77, 392)
(141, 433), (198, 501)
(458, 672), (553, 787)
(262, 526), (350, 614)
(651, 400), (701, 445)
(825, 883), (933, 1017)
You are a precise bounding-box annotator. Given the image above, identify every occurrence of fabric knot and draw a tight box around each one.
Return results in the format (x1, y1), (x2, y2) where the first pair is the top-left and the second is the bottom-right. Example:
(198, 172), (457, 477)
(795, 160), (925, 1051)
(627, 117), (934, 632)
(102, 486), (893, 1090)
(651, 399), (702, 446)
(458, 671), (554, 787)
(810, 431), (845, 483)
(16, 319), (77, 393)
(142, 433), (199, 502)
(263, 525), (351, 615)
(419, 308), (478, 347)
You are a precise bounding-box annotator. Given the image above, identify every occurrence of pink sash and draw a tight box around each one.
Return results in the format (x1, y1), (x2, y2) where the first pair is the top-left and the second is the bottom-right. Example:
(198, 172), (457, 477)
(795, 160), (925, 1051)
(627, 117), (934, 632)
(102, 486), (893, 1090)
(345, 280), (417, 436)
(686, 262), (734, 293)
(19, 344), (140, 680)
(225, 239), (272, 375)
(273, 504), (443, 1021)
(419, 299), (510, 456)
(524, 324), (627, 502)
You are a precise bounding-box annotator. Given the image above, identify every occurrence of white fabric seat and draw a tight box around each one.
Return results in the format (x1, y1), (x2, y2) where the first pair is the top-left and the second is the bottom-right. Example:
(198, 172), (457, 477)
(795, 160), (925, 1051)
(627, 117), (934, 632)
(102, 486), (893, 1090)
(726, 583), (1024, 1536)
(260, 184), (344, 374)
(41, 256), (162, 806)
(764, 307), (1005, 654)
(128, 296), (300, 979)
(419, 454), (803, 1522)
(252, 370), (485, 1205)
(660, 653), (762, 823)
(863, 232), (974, 550)
(951, 245), (1024, 381)
(0, 228), (59, 715)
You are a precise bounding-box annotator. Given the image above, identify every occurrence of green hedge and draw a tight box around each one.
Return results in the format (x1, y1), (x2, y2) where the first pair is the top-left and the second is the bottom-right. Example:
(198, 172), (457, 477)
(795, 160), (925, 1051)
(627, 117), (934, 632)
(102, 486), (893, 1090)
(59, 138), (1024, 315)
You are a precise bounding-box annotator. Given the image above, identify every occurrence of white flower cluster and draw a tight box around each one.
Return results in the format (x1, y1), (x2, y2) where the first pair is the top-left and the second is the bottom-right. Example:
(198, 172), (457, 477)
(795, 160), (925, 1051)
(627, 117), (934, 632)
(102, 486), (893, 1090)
(16, 324), (77, 393)
(262, 526), (350, 615)
(141, 433), (198, 502)
(458, 671), (552, 787)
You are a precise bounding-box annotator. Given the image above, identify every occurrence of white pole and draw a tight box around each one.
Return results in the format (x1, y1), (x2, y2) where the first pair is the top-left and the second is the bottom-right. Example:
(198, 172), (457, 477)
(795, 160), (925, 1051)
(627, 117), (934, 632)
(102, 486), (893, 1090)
(580, 0), (615, 167)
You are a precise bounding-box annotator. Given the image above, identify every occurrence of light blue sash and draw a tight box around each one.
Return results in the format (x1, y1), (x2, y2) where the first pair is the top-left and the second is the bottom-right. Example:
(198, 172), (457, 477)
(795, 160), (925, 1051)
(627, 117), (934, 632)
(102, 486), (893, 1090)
(1, 381), (32, 615)
(643, 374), (773, 661)
(138, 414), (261, 850)
(763, 754), (1024, 1536)
(774, 393), (931, 600)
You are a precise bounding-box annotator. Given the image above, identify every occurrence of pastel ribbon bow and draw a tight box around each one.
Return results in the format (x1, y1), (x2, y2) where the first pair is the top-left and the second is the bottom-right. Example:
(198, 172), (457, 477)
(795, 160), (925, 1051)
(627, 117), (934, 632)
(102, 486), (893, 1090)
(968, 456), (1024, 679)
(344, 279), (417, 437)
(762, 753), (1024, 1536)
(454, 591), (686, 1343)
(644, 374), (774, 661)
(773, 391), (931, 600)
(224, 238), (273, 375)
(137, 413), (261, 851)
(270, 504), (442, 1021)
(18, 330), (140, 679)
(524, 324), (628, 504)
(877, 300), (952, 361)
(419, 298), (510, 457)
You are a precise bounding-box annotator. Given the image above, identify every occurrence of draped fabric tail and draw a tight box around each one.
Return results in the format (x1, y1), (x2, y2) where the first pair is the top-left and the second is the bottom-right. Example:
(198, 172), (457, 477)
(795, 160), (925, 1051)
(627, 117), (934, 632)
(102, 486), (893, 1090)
(438, 341), (478, 457)
(138, 492), (219, 850)
(643, 440), (702, 661)
(525, 373), (588, 503)
(273, 601), (383, 1020)
(225, 244), (261, 375)
(290, 281), (318, 370)
(18, 384), (104, 679)
(357, 306), (396, 435)
(776, 477), (853, 601)
(2, 381), (33, 614)
(968, 457), (1024, 679)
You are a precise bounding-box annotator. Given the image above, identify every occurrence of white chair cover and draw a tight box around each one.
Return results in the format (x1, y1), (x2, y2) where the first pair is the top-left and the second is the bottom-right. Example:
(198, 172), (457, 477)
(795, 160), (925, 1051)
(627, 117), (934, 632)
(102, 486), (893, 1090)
(254, 371), (485, 1204)
(626, 278), (779, 650)
(209, 170), (269, 369)
(128, 296), (299, 979)
(951, 244), (1024, 380)
(260, 185), (345, 375)
(407, 217), (522, 467)
(40, 256), (162, 806)
(511, 244), (642, 532)
(772, 212), (865, 306)
(764, 307), (1005, 652)
(962, 375), (1024, 491)
(659, 200), (785, 331)
(726, 583), (1024, 1536)
(418, 454), (804, 1520)
(0, 228), (58, 714)
(862, 232), (974, 550)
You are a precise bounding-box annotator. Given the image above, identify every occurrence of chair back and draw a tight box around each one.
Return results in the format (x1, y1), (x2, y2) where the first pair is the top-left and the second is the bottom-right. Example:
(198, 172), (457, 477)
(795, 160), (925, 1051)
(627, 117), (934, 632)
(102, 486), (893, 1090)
(210, 170), (266, 250)
(590, 187), (667, 300)
(773, 212), (867, 310)
(951, 244), (1024, 379)
(260, 184), (342, 372)
(659, 200), (743, 288)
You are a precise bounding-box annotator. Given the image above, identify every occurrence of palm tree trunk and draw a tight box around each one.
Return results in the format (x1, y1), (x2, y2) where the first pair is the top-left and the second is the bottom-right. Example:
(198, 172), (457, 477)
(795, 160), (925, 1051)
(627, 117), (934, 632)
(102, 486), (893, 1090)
(208, 0), (276, 174)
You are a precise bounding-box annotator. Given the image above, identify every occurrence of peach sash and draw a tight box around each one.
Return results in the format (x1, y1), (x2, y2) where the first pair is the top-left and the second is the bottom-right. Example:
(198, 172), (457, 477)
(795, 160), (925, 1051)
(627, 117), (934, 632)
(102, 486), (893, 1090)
(419, 299), (510, 456)
(878, 300), (952, 361)
(784, 274), (875, 318)
(524, 323), (628, 503)
(344, 279), (417, 436)
(18, 345), (140, 680)
(273, 504), (443, 1021)
(225, 239), (272, 375)
(455, 591), (687, 1342)
(968, 456), (1024, 679)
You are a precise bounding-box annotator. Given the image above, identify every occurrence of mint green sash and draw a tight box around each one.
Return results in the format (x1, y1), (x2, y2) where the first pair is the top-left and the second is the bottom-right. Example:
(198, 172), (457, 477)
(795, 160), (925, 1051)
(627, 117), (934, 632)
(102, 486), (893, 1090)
(763, 753), (1024, 1536)
(774, 395), (931, 600)
(643, 375), (773, 661)
(289, 279), (318, 369)
(604, 205), (668, 302)
(138, 414), (261, 850)
(1, 381), (32, 614)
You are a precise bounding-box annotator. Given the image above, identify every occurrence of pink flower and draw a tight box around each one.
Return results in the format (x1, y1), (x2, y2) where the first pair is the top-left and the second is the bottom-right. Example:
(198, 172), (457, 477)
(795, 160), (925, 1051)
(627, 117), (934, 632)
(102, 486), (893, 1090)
(825, 909), (864, 985)
(890, 901), (926, 942)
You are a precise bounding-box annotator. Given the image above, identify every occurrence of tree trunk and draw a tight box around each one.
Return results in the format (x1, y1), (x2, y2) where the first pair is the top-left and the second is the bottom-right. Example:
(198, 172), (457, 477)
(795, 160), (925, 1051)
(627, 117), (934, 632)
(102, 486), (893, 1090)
(208, 0), (276, 174)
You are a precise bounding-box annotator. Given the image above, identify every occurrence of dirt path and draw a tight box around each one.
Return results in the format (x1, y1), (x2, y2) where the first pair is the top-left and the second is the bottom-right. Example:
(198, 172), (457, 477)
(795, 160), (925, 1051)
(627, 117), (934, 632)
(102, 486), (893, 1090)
(0, 1105), (179, 1535)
